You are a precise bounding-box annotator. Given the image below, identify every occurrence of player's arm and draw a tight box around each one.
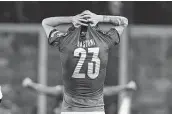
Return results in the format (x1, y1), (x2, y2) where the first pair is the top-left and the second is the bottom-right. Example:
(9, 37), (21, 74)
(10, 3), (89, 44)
(103, 81), (137, 96)
(82, 10), (128, 36)
(99, 15), (128, 36)
(29, 83), (63, 97)
(42, 14), (88, 37)
(42, 17), (72, 47)
(42, 16), (73, 37)
(22, 78), (63, 97)
(104, 85), (127, 96)
(42, 14), (88, 47)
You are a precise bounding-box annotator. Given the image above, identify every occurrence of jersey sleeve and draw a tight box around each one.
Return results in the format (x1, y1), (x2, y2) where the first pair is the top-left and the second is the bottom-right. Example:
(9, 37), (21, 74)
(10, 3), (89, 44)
(48, 29), (67, 47)
(106, 28), (120, 45)
(95, 24), (120, 46)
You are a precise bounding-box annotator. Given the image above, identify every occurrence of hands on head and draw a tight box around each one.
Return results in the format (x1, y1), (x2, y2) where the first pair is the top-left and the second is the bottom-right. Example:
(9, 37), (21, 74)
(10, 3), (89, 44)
(72, 10), (102, 27)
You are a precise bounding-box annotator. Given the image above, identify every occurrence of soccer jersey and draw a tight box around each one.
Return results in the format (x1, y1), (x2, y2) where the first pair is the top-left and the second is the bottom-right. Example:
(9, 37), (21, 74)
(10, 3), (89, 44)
(48, 25), (120, 112)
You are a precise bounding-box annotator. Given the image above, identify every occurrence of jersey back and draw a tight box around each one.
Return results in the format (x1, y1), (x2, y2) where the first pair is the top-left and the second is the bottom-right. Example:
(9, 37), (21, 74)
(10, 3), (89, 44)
(48, 25), (120, 111)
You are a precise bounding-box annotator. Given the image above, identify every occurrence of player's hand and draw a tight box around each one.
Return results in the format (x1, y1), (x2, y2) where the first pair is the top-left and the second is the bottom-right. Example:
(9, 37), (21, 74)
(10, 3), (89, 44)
(126, 81), (137, 91)
(72, 13), (89, 28)
(22, 78), (33, 88)
(81, 10), (103, 26)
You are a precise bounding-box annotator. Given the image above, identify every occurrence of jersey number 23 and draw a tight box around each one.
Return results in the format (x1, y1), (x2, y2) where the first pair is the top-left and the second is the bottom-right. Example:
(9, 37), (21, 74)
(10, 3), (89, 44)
(72, 47), (100, 79)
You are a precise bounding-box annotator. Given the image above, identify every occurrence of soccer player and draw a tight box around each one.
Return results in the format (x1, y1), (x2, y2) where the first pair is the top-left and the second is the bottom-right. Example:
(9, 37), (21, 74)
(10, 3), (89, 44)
(42, 10), (128, 113)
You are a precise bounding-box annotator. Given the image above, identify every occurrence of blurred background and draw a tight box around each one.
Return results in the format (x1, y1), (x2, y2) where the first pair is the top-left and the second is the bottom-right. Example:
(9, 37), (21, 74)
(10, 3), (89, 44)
(1, 1), (172, 114)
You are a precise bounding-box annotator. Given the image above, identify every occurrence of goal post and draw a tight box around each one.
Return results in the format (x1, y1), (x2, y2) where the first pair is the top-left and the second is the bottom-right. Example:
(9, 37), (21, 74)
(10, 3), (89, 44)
(118, 28), (130, 114)
(38, 28), (48, 114)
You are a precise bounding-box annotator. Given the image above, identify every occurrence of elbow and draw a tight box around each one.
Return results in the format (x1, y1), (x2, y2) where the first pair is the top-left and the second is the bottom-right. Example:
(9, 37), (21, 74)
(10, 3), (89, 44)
(42, 18), (47, 27)
(123, 17), (128, 27)
(42, 18), (52, 27)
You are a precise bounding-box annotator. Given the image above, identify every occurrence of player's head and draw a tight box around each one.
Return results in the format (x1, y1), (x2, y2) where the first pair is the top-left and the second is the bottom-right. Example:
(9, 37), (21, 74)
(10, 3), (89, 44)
(79, 10), (90, 40)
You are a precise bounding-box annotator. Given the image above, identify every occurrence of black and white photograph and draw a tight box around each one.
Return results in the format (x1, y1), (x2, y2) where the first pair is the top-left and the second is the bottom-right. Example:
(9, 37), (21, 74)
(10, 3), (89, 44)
(0, 1), (172, 114)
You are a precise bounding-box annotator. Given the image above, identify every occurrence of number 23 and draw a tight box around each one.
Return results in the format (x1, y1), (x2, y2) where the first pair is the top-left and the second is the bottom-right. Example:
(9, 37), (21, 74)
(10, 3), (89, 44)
(72, 47), (100, 79)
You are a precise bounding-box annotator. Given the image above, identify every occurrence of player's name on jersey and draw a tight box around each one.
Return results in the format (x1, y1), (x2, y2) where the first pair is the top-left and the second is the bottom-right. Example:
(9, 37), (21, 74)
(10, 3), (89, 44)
(77, 39), (96, 48)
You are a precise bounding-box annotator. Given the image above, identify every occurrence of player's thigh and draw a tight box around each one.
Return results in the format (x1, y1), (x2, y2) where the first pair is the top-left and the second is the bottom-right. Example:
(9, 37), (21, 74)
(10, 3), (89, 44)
(61, 112), (105, 114)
